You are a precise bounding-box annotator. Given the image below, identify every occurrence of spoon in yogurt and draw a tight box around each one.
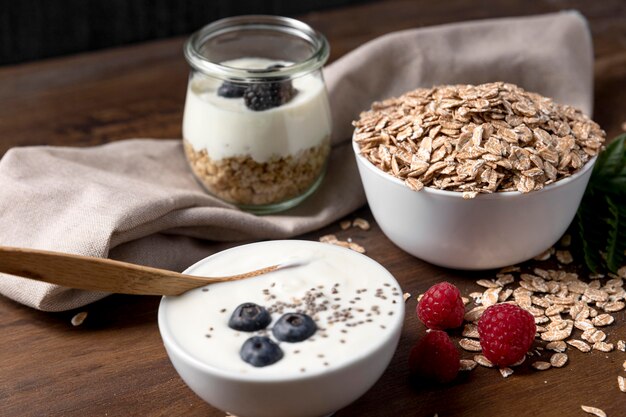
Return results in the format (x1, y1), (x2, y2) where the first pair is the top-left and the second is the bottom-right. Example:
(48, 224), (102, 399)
(0, 245), (304, 296)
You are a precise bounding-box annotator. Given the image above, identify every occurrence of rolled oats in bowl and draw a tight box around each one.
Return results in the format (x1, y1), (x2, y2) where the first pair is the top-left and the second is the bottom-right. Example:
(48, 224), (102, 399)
(353, 82), (605, 199)
(351, 82), (607, 269)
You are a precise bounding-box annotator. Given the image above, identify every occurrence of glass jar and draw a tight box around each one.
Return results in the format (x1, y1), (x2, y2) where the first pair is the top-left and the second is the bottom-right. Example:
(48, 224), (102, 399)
(182, 15), (332, 214)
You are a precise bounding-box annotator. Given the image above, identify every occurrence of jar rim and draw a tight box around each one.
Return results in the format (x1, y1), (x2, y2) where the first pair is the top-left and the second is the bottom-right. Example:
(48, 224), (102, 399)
(184, 15), (330, 80)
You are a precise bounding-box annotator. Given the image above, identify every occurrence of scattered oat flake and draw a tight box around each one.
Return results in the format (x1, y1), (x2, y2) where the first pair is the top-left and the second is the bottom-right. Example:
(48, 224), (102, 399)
(623, 360), (626, 371)
(495, 274), (515, 286)
(546, 341), (567, 352)
(589, 330), (607, 343)
(71, 311), (88, 326)
(580, 405), (606, 417)
(469, 291), (483, 301)
(352, 218), (371, 230)
(603, 301), (625, 312)
(459, 359), (477, 371)
(618, 340), (626, 352)
(459, 338), (482, 352)
(540, 327), (571, 342)
(592, 341), (613, 352)
(618, 375), (626, 393)
(465, 306), (487, 322)
(592, 314), (614, 327)
(531, 361), (551, 371)
(550, 353), (568, 368)
(499, 367), (514, 378)
(482, 287), (501, 307)
(462, 323), (479, 338)
(319, 234), (338, 243)
(339, 220), (351, 230)
(348, 242), (366, 253)
(555, 250), (573, 264)
(477, 279), (500, 288)
(474, 355), (494, 368)
(403, 292), (411, 302)
(533, 249), (552, 261)
(567, 339), (591, 352)
(498, 288), (513, 302)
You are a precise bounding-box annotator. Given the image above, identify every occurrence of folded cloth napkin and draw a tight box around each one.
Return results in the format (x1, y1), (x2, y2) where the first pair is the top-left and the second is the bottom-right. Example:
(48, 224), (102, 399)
(0, 11), (593, 311)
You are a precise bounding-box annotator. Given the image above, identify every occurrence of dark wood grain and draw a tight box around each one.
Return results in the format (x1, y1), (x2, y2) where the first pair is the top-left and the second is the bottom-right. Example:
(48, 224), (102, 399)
(1, 0), (626, 416)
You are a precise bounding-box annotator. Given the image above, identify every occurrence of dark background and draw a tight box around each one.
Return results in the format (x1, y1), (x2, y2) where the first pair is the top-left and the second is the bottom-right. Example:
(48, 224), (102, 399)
(0, 0), (371, 65)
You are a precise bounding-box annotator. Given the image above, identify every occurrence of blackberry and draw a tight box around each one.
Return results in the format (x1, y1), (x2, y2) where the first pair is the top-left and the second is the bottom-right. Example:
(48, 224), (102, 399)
(272, 313), (317, 342)
(228, 303), (272, 332)
(217, 81), (247, 98)
(243, 81), (297, 111)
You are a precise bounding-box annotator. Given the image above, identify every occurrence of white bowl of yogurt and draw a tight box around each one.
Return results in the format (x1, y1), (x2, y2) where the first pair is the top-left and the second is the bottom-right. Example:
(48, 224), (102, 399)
(158, 240), (404, 417)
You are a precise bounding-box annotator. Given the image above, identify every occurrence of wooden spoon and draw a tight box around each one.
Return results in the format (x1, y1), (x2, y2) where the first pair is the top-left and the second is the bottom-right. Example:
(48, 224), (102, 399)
(0, 246), (301, 296)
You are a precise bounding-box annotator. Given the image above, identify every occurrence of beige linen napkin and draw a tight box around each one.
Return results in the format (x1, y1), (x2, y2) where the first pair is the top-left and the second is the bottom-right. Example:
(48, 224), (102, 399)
(0, 11), (592, 311)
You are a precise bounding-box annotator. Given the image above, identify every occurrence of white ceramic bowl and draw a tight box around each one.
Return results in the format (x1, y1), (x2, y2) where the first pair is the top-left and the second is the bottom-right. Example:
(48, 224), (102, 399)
(158, 240), (404, 417)
(352, 140), (595, 270)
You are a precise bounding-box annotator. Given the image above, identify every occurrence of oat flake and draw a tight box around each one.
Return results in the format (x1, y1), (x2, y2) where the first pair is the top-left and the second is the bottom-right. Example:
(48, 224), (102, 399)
(580, 405), (607, 417)
(531, 361), (551, 371)
(474, 355), (494, 368)
(459, 338), (482, 352)
(71, 311), (88, 326)
(549, 353), (568, 368)
(459, 359), (477, 371)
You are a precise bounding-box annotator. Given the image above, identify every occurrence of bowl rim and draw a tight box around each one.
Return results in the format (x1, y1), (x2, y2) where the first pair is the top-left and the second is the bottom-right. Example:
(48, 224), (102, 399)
(351, 138), (597, 200)
(158, 239), (405, 383)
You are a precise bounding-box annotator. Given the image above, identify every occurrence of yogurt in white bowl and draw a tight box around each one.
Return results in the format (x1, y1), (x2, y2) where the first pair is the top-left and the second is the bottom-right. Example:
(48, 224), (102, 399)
(158, 240), (404, 417)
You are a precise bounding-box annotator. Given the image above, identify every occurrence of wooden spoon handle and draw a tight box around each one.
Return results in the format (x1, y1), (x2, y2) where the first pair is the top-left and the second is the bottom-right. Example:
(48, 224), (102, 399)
(0, 246), (283, 296)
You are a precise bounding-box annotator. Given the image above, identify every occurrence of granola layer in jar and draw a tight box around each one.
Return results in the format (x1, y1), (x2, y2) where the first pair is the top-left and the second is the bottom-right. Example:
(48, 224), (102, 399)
(184, 137), (330, 207)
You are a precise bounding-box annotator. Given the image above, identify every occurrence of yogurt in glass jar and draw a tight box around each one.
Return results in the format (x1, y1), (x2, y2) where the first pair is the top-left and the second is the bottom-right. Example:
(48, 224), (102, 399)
(182, 16), (332, 214)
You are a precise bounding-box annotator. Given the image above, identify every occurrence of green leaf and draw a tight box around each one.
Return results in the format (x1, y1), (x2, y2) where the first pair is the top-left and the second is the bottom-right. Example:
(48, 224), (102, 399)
(591, 134), (626, 194)
(604, 195), (626, 272)
(575, 188), (606, 273)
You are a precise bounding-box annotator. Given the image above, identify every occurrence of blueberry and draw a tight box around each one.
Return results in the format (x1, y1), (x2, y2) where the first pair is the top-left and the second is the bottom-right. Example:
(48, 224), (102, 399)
(272, 313), (317, 342)
(243, 81), (297, 111)
(228, 303), (271, 332)
(217, 81), (247, 98)
(240, 336), (284, 367)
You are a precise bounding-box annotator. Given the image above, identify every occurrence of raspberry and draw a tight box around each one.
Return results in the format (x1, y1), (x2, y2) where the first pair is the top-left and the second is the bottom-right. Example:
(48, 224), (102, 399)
(416, 282), (465, 330)
(477, 303), (536, 367)
(409, 330), (459, 383)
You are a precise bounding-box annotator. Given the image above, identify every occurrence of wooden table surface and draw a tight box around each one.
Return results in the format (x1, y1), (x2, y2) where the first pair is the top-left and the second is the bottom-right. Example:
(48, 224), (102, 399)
(1, 0), (626, 416)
